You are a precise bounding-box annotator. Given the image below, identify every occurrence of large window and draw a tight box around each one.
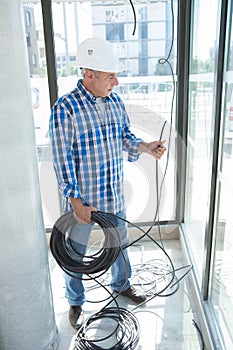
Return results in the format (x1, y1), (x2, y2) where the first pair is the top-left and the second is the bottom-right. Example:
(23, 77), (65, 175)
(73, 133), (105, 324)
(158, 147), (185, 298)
(183, 0), (221, 282)
(210, 3), (233, 347)
(182, 0), (233, 347)
(23, 0), (178, 228)
(54, 0), (177, 224)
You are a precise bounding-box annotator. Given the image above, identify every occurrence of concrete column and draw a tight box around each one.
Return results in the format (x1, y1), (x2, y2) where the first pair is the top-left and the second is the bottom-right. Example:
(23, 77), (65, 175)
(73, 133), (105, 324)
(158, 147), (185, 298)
(0, 1), (58, 349)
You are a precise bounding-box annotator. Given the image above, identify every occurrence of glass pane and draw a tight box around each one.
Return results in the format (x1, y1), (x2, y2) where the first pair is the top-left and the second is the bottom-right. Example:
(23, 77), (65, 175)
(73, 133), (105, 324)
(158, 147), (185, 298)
(22, 1), (60, 228)
(183, 0), (220, 282)
(210, 5), (233, 347)
(52, 0), (178, 223)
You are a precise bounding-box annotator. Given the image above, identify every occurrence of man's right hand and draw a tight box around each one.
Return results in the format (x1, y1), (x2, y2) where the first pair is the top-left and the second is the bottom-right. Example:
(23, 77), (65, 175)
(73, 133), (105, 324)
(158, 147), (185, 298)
(70, 198), (97, 224)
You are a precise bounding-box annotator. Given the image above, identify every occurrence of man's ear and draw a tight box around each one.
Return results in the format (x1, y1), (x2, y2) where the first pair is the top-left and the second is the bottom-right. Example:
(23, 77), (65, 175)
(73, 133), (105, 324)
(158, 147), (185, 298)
(85, 69), (95, 80)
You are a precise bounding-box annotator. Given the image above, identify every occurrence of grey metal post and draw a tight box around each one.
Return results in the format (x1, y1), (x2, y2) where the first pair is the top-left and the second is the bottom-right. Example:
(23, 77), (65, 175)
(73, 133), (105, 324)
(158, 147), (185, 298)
(41, 0), (58, 107)
(0, 1), (58, 349)
(176, 0), (191, 224)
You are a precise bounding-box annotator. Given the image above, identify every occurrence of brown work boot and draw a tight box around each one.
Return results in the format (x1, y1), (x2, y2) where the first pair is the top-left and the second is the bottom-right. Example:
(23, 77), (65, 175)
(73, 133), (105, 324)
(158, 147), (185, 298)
(69, 305), (84, 329)
(115, 286), (147, 304)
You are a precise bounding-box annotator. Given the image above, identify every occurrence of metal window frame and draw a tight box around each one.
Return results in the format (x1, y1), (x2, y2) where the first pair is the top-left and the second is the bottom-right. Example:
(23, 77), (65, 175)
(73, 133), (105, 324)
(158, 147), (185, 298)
(175, 0), (191, 224)
(202, 0), (229, 301)
(178, 0), (230, 348)
(41, 0), (58, 107)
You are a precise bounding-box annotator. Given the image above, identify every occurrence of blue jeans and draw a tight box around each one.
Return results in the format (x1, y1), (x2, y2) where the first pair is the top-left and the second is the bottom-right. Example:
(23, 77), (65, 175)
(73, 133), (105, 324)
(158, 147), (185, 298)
(64, 209), (132, 306)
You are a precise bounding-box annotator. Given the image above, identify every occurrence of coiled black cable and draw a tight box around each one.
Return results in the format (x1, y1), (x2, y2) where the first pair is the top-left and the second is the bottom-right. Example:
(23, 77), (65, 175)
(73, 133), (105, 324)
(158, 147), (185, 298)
(50, 210), (122, 279)
(74, 307), (140, 350)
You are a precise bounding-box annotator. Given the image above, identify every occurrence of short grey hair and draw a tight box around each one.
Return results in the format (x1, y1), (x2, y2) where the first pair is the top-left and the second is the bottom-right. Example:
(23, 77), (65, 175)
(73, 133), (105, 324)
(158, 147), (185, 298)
(80, 67), (99, 77)
(80, 67), (86, 76)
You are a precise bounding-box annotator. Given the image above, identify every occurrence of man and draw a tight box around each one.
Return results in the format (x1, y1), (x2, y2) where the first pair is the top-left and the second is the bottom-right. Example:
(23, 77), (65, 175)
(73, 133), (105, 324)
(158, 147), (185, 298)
(49, 37), (166, 329)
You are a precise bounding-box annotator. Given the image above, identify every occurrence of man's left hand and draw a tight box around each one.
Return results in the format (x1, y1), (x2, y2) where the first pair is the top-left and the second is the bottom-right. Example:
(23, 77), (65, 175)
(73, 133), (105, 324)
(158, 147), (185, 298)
(139, 140), (166, 160)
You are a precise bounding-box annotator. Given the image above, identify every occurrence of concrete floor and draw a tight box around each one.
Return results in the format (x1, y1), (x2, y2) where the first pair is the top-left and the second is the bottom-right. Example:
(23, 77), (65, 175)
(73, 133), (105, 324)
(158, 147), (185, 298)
(49, 239), (203, 350)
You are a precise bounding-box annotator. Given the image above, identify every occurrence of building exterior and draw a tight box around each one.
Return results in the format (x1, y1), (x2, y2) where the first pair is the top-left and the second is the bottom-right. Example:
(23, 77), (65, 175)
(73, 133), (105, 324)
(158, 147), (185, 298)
(23, 1), (176, 78)
(92, 1), (176, 77)
(23, 5), (40, 76)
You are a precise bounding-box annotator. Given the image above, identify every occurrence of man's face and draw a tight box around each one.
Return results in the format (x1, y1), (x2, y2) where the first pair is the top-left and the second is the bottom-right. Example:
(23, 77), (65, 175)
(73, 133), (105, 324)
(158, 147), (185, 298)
(91, 71), (119, 97)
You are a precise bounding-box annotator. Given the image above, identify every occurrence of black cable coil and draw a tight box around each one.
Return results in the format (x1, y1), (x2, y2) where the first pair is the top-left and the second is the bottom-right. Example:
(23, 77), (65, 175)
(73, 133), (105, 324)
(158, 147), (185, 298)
(50, 210), (140, 349)
(50, 210), (122, 278)
(74, 307), (140, 350)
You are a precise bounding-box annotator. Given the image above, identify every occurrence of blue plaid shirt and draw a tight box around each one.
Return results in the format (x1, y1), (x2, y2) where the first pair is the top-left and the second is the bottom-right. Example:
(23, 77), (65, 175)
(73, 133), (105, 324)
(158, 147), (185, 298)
(49, 79), (143, 213)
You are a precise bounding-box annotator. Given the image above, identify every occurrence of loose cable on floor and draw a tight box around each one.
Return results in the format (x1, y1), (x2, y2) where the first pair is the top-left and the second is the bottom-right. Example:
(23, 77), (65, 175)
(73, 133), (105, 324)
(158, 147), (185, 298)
(50, 207), (191, 305)
(74, 307), (140, 350)
(192, 319), (205, 350)
(50, 209), (179, 349)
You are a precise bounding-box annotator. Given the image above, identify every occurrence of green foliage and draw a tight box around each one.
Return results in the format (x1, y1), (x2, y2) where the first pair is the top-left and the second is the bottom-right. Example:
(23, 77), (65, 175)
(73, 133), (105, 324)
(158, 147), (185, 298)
(154, 61), (171, 76)
(59, 64), (78, 77)
(190, 56), (214, 73)
(70, 64), (78, 75)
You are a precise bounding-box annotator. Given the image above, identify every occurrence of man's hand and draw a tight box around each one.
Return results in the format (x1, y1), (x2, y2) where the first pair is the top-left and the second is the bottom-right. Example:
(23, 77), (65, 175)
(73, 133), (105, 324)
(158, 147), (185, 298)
(70, 198), (97, 224)
(139, 140), (166, 160)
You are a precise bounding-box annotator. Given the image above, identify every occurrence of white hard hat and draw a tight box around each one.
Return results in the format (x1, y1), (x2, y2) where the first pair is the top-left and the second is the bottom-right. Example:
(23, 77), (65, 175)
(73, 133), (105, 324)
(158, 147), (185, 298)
(77, 37), (124, 73)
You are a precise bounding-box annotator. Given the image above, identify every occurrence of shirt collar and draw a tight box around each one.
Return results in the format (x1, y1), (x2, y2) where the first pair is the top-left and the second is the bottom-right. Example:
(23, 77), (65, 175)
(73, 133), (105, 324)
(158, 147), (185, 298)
(77, 79), (110, 103)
